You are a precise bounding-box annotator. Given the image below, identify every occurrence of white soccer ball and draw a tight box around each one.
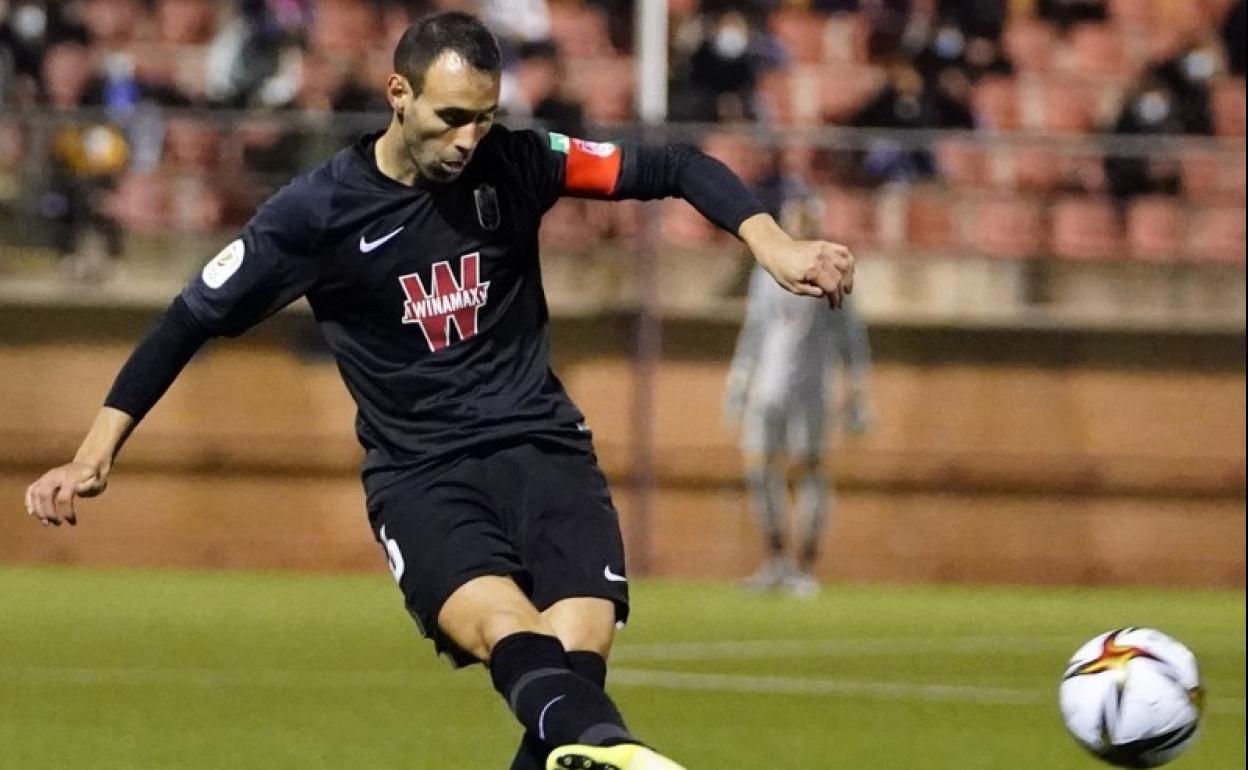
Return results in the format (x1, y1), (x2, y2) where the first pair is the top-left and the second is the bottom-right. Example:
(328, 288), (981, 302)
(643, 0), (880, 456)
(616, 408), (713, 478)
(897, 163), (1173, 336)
(1059, 628), (1204, 768)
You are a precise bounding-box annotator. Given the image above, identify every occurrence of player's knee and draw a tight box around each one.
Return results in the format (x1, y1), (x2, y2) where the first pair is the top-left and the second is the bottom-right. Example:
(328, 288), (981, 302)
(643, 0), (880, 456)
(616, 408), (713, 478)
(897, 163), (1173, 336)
(477, 610), (556, 660)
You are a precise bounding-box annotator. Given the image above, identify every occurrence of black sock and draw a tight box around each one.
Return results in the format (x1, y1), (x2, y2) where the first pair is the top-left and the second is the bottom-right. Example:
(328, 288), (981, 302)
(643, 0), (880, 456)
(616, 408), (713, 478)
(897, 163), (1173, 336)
(491, 633), (633, 751)
(509, 650), (611, 770)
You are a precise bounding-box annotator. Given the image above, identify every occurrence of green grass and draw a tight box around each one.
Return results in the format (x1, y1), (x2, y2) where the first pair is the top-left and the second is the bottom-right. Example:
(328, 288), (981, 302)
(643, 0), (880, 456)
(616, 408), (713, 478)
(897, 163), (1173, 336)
(0, 566), (1243, 770)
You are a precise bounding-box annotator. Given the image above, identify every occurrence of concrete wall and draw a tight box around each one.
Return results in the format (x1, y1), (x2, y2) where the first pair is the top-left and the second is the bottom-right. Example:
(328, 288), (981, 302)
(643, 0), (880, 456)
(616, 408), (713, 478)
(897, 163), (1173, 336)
(1, 336), (1243, 587)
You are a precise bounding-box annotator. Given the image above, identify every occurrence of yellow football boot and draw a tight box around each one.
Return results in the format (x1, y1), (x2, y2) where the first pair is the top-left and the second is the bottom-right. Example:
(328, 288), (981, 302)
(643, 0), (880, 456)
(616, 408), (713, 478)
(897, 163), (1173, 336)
(547, 744), (687, 770)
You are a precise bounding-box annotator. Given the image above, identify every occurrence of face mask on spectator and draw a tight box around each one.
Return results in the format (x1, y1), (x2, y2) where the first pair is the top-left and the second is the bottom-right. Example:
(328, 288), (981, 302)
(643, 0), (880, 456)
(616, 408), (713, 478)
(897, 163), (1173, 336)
(1180, 50), (1217, 83)
(1136, 90), (1171, 125)
(12, 3), (48, 42)
(714, 24), (749, 59)
(933, 26), (965, 60)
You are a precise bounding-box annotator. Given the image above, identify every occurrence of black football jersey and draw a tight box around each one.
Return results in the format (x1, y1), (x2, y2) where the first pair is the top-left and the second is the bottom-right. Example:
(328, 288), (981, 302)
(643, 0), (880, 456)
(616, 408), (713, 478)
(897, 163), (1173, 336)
(180, 126), (628, 477)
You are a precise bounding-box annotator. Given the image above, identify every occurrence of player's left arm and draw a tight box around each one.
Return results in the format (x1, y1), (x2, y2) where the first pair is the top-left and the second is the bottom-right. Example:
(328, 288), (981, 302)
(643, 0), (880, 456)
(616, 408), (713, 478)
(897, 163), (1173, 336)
(552, 136), (855, 308)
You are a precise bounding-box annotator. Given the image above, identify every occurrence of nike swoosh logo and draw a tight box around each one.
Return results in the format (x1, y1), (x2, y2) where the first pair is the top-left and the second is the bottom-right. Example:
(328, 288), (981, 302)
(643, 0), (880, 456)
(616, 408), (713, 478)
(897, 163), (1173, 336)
(537, 694), (566, 741)
(604, 565), (627, 583)
(359, 226), (405, 253)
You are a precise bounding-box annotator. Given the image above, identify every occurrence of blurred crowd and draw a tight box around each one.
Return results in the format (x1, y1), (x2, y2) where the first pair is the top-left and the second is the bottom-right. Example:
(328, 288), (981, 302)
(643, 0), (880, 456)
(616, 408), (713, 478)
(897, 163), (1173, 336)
(0, 0), (1245, 276)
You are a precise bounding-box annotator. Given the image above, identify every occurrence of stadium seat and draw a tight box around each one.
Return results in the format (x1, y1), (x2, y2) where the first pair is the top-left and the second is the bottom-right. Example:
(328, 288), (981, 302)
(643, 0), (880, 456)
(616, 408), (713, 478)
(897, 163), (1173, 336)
(1051, 195), (1124, 260)
(660, 199), (716, 247)
(156, 0), (215, 45)
(571, 57), (635, 124)
(966, 196), (1046, 259)
(541, 199), (601, 251)
(310, 0), (376, 58)
(905, 192), (957, 252)
(549, 3), (612, 58)
(1108, 0), (1157, 27)
(109, 173), (171, 236)
(1069, 24), (1135, 79)
(1185, 206), (1246, 263)
(820, 64), (886, 124)
(1023, 77), (1098, 134)
(163, 118), (220, 172)
(701, 132), (764, 185)
(1004, 19), (1058, 74)
(934, 138), (986, 188)
(1126, 196), (1185, 262)
(1009, 146), (1065, 191)
(819, 188), (878, 247)
(1211, 79), (1247, 137)
(822, 13), (869, 63)
(769, 8), (826, 63)
(973, 77), (1022, 132)
(1180, 150), (1246, 202)
(81, 0), (141, 46)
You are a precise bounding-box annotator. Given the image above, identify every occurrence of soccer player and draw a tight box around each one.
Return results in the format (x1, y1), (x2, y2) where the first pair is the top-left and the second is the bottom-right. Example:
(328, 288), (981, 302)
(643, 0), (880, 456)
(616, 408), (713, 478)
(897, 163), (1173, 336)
(726, 158), (871, 597)
(23, 13), (855, 770)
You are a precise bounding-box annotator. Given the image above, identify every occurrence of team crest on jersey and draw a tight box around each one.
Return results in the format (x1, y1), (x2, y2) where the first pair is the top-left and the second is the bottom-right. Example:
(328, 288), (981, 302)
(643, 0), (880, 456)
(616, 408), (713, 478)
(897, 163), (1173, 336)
(473, 184), (500, 231)
(398, 253), (491, 353)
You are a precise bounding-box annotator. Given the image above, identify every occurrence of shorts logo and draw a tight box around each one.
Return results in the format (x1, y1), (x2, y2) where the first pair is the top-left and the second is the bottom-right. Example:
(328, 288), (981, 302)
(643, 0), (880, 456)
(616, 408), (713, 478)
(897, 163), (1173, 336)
(201, 239), (244, 289)
(398, 252), (491, 353)
(603, 565), (627, 583)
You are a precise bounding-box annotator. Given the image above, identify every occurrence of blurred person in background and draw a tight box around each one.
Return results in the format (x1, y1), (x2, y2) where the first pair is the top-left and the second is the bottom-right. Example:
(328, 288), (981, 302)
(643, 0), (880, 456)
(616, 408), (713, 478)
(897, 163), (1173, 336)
(40, 40), (128, 279)
(478, 0), (550, 61)
(205, 0), (310, 109)
(1103, 48), (1219, 208)
(0, 0), (90, 105)
(844, 57), (975, 185)
(726, 144), (872, 598)
(1035, 0), (1107, 31)
(669, 9), (785, 123)
(23, 11), (856, 770)
(1224, 0), (1245, 76)
(501, 39), (586, 137)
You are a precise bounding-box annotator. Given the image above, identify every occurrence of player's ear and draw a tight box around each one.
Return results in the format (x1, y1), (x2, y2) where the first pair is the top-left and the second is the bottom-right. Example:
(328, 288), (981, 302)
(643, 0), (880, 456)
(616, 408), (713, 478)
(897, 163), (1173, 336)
(387, 74), (413, 119)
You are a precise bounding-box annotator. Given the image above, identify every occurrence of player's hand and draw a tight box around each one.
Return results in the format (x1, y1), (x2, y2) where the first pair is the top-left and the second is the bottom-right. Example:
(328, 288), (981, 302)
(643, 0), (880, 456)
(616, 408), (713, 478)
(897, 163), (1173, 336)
(740, 214), (855, 308)
(24, 460), (109, 527)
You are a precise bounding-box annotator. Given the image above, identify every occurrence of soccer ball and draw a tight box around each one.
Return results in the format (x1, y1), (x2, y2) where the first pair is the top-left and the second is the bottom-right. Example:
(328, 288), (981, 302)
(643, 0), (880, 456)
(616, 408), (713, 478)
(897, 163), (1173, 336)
(1059, 628), (1204, 768)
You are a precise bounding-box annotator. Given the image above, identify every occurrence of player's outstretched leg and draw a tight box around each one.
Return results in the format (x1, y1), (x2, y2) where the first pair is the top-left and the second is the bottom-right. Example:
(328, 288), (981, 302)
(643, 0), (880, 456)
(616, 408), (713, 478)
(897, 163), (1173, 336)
(547, 744), (688, 770)
(510, 651), (610, 770)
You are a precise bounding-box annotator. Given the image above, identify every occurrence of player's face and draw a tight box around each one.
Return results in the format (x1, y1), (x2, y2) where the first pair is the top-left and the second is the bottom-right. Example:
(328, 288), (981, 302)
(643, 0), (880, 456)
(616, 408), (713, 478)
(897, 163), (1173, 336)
(403, 51), (500, 183)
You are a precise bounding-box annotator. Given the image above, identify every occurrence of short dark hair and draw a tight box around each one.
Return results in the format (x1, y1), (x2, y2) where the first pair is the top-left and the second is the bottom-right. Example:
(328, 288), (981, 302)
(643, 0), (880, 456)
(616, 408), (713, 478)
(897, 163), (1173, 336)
(393, 12), (501, 94)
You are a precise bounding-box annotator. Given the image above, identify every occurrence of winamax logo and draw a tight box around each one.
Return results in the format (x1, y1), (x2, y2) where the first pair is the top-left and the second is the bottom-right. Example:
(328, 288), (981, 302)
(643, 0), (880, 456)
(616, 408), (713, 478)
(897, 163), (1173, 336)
(398, 253), (491, 352)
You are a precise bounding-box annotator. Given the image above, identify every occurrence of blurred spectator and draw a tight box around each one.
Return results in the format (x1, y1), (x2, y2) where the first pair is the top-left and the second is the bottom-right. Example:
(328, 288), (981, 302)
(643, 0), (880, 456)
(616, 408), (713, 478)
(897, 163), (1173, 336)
(585, 0), (631, 52)
(205, 0), (310, 109)
(670, 10), (784, 122)
(844, 60), (974, 184)
(1151, 46), (1220, 135)
(1035, 0), (1108, 31)
(0, 0), (90, 104)
(915, 0), (1012, 85)
(1222, 0), (1245, 76)
(479, 0), (550, 60)
(40, 41), (127, 278)
(502, 40), (586, 136)
(1102, 67), (1210, 207)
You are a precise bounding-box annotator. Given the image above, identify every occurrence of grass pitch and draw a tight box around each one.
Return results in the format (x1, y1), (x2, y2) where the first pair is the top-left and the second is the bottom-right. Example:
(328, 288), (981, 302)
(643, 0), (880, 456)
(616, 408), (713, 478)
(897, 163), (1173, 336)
(0, 566), (1243, 770)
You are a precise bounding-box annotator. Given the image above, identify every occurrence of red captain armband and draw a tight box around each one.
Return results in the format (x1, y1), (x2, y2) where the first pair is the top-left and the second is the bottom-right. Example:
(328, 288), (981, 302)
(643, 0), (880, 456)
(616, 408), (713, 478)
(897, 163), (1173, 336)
(549, 132), (623, 197)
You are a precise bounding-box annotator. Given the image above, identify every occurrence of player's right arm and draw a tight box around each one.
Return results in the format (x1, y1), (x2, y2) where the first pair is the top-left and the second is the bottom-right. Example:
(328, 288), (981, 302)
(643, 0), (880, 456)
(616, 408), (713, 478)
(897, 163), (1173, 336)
(24, 179), (321, 527)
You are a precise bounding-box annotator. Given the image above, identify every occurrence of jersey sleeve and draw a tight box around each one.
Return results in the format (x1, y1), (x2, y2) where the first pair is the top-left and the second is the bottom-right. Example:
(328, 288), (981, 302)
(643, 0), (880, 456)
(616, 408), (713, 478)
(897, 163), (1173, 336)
(503, 128), (623, 210)
(180, 179), (322, 337)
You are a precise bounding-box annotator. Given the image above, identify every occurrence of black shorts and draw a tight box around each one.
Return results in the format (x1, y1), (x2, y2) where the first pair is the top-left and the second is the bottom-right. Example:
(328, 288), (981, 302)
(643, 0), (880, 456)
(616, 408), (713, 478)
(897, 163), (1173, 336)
(364, 437), (630, 667)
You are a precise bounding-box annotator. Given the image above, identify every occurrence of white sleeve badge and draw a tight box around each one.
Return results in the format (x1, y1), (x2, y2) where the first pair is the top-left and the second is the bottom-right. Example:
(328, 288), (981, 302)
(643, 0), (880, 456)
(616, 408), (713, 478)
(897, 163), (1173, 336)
(202, 239), (245, 289)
